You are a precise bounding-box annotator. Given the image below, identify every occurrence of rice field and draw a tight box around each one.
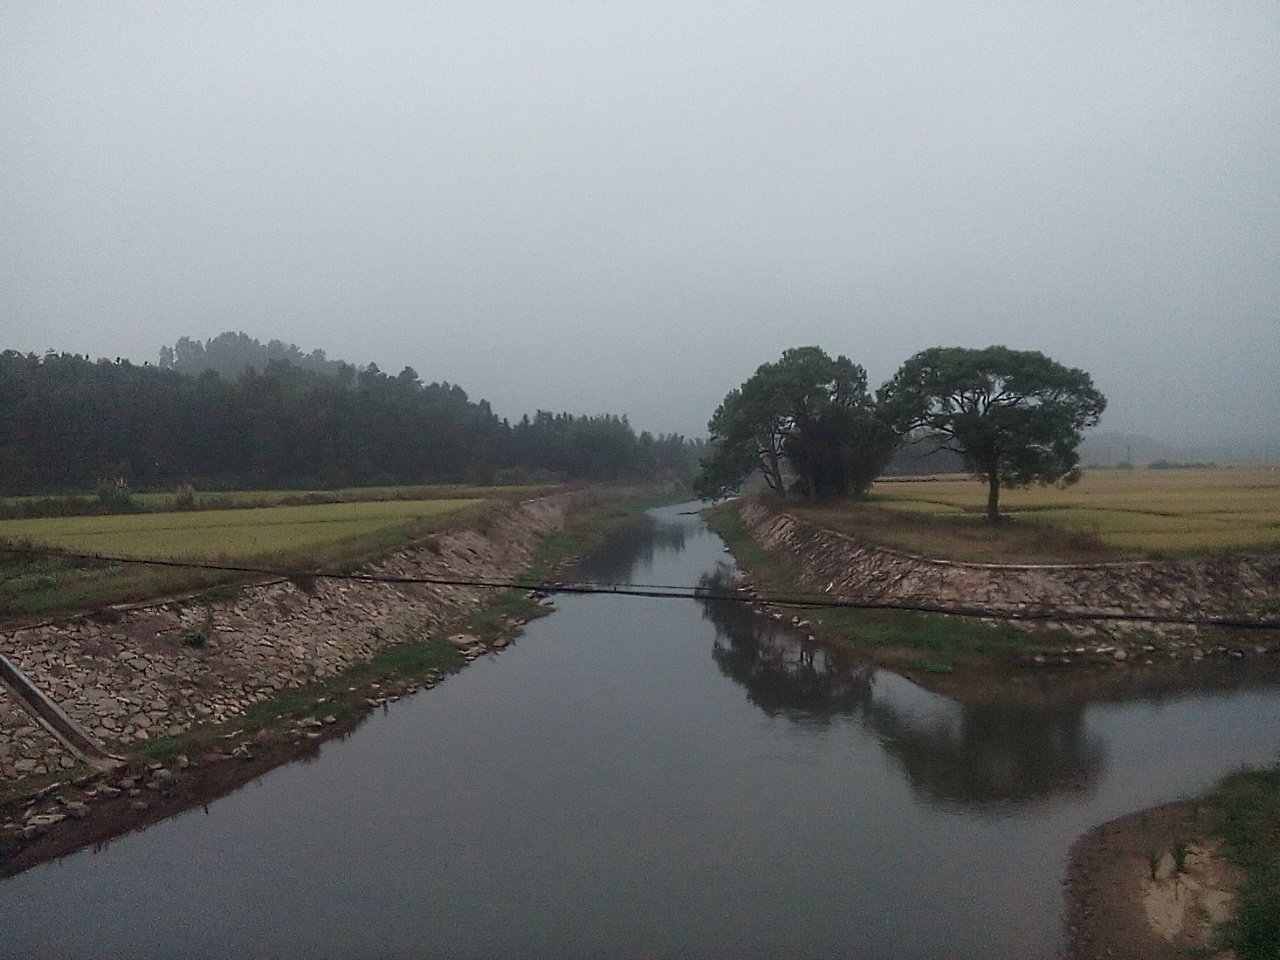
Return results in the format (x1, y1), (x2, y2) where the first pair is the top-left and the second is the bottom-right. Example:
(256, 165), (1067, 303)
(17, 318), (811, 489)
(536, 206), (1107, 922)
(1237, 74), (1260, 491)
(872, 467), (1280, 553)
(0, 499), (482, 562)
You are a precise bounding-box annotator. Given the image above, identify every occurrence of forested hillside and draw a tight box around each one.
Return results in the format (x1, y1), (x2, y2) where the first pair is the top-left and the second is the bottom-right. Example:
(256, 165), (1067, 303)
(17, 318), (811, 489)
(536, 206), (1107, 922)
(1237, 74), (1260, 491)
(0, 346), (701, 494)
(158, 332), (348, 380)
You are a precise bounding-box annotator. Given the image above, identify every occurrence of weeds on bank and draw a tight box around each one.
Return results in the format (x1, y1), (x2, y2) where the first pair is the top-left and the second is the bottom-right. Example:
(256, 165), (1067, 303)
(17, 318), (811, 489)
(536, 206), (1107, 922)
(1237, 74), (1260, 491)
(705, 505), (1064, 668)
(1147, 850), (1161, 881)
(1172, 836), (1190, 874)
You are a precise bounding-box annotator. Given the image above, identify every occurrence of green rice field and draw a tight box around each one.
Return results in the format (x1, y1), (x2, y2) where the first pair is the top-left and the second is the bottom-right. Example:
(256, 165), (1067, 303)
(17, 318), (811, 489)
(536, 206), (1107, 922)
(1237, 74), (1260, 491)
(872, 467), (1280, 553)
(0, 499), (482, 562)
(0, 490), (509, 621)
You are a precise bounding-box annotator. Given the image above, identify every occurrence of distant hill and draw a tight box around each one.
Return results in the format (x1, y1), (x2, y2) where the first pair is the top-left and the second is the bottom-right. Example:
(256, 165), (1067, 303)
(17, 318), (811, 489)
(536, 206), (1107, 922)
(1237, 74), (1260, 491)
(158, 332), (350, 379)
(1080, 431), (1280, 467)
(880, 430), (1279, 477)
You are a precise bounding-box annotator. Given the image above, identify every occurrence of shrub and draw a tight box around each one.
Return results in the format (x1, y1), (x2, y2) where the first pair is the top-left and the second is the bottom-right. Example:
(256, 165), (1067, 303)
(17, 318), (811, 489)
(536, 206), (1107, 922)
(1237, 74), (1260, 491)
(172, 484), (197, 510)
(95, 479), (138, 513)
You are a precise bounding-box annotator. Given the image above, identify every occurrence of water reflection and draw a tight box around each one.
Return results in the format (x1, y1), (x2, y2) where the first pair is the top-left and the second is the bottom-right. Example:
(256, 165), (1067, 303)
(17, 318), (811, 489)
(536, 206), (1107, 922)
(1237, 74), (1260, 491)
(698, 565), (1105, 811)
(569, 514), (690, 584)
(864, 701), (1104, 811)
(701, 564), (875, 722)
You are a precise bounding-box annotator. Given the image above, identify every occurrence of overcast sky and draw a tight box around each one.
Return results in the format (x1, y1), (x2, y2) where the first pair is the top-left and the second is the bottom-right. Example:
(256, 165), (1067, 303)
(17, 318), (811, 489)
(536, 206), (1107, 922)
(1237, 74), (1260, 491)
(2, 2), (1277, 441)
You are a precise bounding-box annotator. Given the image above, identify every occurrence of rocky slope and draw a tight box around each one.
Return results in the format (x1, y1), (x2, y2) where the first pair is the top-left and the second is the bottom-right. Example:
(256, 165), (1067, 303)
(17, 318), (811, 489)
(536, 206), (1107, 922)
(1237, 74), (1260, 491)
(737, 499), (1280, 626)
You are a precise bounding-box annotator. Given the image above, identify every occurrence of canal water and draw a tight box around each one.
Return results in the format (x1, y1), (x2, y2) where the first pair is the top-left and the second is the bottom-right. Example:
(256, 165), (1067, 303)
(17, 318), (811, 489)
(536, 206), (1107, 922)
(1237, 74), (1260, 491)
(2, 502), (1279, 958)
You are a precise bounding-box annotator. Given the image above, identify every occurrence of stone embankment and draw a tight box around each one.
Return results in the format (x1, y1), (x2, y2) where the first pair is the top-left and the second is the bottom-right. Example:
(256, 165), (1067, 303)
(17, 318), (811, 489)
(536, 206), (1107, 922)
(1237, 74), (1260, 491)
(737, 500), (1280, 629)
(0, 494), (575, 784)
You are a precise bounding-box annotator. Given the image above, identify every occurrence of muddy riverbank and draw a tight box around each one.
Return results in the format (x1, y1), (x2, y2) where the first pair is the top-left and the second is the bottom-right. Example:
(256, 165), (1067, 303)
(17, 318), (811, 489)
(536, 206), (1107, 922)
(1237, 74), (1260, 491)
(1065, 799), (1239, 960)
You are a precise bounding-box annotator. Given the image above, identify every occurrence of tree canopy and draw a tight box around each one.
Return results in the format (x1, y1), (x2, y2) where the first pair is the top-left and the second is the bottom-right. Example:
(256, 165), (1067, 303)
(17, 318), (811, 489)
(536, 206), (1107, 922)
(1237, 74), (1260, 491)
(694, 346), (896, 501)
(878, 346), (1106, 521)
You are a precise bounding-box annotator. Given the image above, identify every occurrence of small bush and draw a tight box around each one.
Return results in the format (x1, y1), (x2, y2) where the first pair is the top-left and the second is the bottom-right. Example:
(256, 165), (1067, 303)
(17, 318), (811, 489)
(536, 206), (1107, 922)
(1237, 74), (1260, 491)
(182, 630), (206, 647)
(95, 479), (138, 513)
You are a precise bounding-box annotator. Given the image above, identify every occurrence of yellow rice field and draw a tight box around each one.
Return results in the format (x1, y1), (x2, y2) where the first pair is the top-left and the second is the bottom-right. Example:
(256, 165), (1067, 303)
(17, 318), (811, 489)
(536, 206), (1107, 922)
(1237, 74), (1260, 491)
(872, 467), (1280, 552)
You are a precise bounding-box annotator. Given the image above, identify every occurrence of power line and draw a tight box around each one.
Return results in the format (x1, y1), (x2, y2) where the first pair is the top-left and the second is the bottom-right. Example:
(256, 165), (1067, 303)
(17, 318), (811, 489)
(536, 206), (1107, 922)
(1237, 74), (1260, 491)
(3, 545), (1280, 631)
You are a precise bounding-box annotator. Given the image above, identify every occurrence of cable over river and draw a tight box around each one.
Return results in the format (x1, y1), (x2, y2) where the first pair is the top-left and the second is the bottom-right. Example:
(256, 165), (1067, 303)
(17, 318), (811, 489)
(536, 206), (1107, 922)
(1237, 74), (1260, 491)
(2, 502), (1279, 958)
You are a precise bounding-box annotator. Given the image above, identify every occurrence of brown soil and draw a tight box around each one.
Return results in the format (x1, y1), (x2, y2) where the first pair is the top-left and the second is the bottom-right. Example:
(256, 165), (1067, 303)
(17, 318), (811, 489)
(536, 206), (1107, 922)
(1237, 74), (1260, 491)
(1066, 800), (1241, 960)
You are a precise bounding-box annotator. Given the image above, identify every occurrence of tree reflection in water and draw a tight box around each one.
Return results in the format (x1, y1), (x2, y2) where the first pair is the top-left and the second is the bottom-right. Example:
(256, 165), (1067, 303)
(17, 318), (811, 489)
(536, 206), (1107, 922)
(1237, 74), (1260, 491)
(566, 516), (691, 585)
(863, 701), (1105, 811)
(699, 563), (875, 722)
(698, 564), (1106, 812)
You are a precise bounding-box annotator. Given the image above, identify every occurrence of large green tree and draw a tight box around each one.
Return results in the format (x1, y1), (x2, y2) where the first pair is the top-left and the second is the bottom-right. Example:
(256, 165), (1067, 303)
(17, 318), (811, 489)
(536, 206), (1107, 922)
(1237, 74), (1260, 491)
(694, 346), (895, 501)
(879, 346), (1106, 522)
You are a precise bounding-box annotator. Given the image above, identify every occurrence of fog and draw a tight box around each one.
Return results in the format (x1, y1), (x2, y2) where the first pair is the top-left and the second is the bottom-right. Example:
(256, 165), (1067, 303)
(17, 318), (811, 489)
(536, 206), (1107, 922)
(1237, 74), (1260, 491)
(2, 3), (1277, 441)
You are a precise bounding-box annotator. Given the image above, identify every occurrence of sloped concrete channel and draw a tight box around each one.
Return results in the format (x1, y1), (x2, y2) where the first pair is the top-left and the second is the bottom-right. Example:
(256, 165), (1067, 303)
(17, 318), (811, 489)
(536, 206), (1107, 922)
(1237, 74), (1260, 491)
(737, 500), (1280, 628)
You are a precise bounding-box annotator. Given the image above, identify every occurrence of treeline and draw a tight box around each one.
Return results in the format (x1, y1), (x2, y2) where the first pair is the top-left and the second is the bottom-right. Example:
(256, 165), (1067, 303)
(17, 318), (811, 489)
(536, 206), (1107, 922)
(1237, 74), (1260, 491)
(0, 347), (702, 495)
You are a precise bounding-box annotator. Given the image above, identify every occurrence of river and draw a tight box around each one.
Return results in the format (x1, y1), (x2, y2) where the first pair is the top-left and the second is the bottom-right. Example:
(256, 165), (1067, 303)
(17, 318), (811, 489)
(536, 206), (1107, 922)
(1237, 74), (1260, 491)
(2, 502), (1278, 958)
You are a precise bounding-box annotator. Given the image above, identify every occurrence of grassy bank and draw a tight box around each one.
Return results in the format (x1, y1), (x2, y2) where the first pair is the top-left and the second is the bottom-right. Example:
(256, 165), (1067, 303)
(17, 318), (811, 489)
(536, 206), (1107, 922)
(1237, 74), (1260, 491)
(1068, 762), (1280, 960)
(705, 504), (1061, 671)
(1212, 764), (1280, 957)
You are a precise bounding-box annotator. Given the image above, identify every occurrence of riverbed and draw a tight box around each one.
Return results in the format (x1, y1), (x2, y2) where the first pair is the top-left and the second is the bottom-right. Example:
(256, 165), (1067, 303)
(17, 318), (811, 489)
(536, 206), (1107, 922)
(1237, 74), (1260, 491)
(2, 502), (1278, 958)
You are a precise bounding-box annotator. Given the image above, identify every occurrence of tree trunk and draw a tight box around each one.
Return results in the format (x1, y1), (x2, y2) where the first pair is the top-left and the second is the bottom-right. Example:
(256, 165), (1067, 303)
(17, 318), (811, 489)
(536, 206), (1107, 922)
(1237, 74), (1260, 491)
(765, 449), (785, 498)
(986, 469), (1001, 523)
